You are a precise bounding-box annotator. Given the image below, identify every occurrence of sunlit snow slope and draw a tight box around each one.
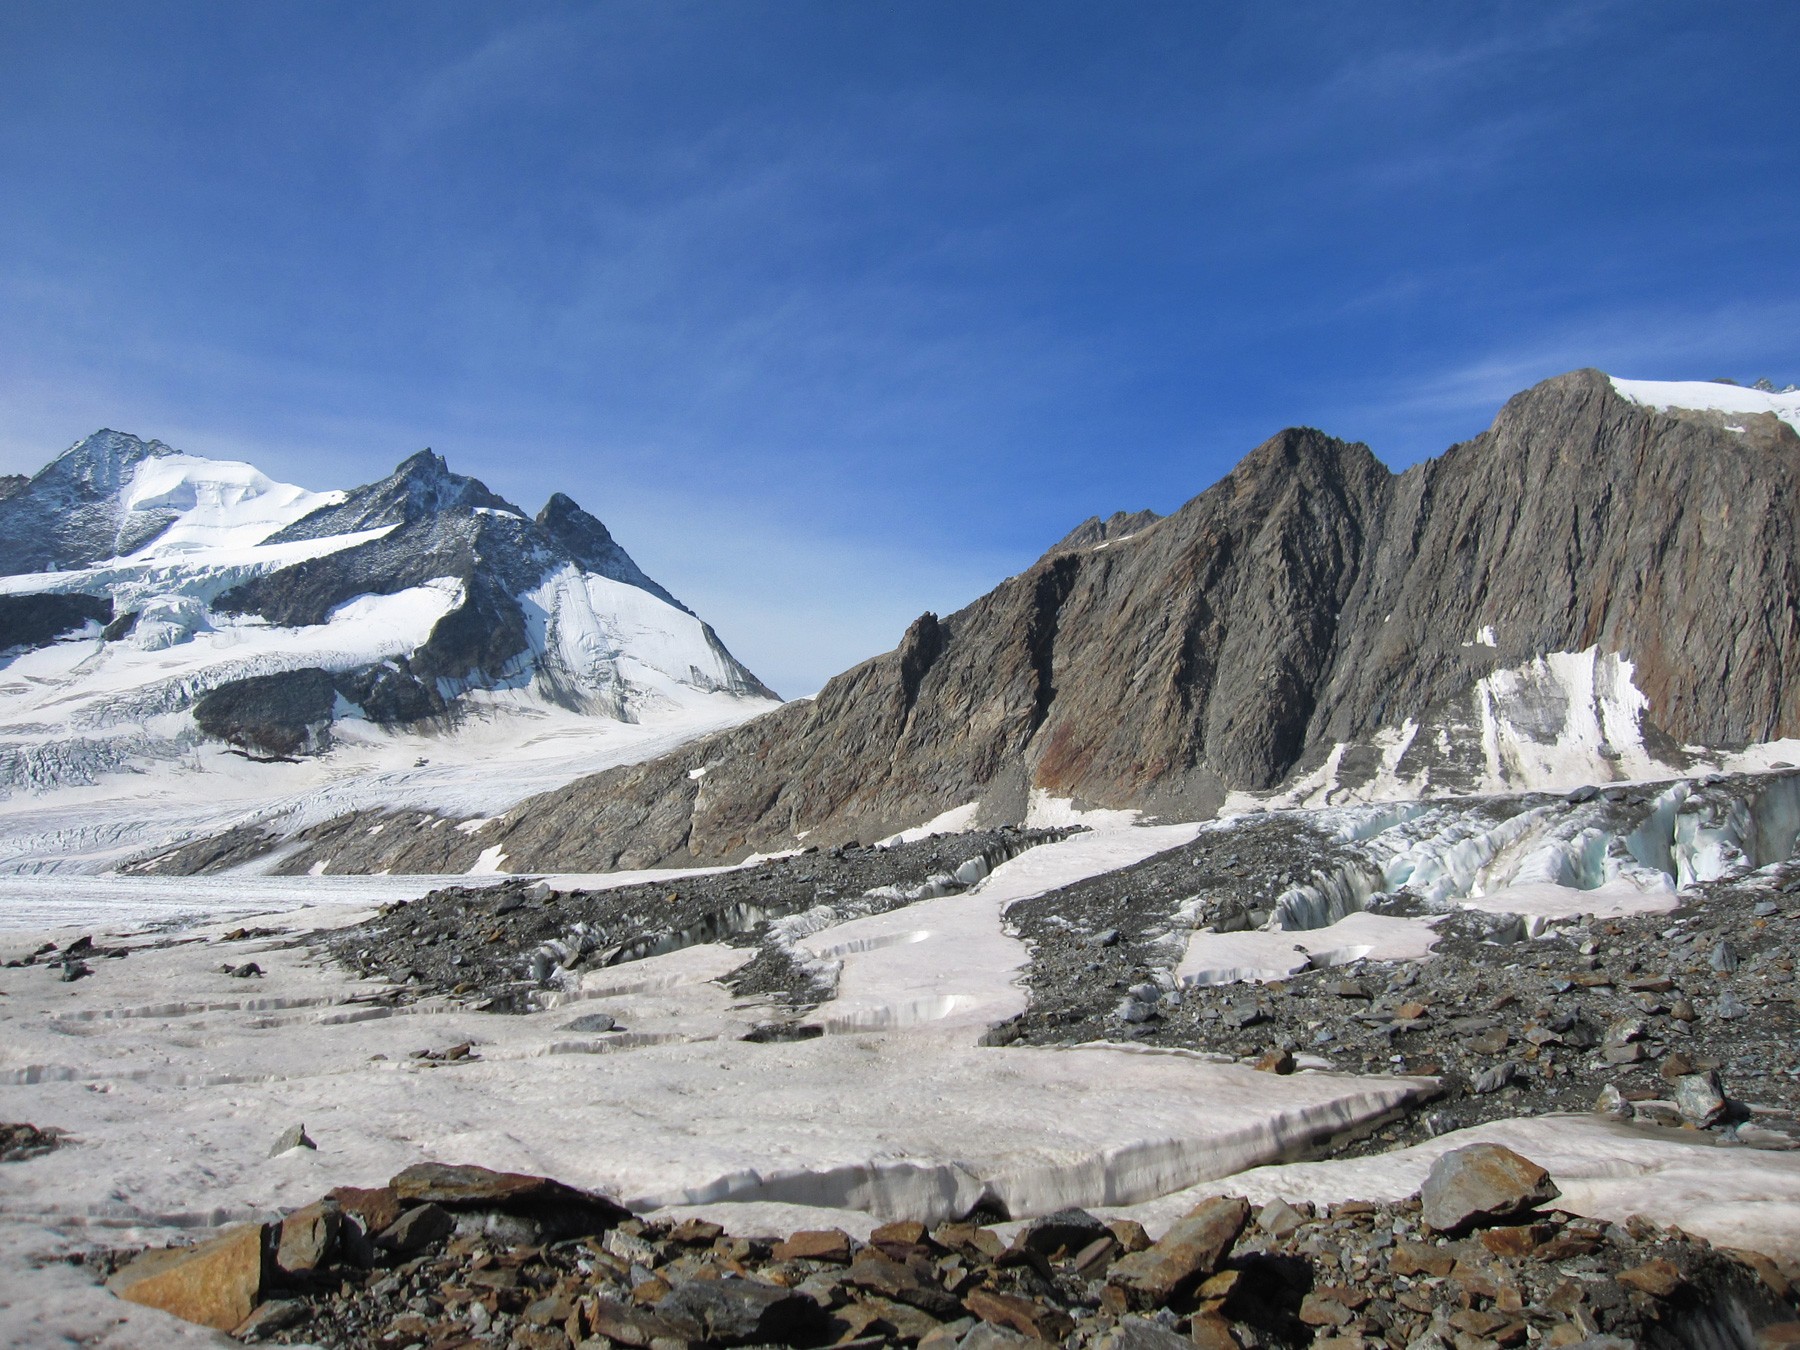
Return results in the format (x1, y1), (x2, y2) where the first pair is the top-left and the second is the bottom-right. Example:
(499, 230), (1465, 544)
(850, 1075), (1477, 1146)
(0, 431), (778, 873)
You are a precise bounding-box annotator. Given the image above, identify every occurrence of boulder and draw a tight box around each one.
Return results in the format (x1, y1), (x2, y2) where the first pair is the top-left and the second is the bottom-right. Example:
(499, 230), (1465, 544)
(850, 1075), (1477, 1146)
(1012, 1207), (1108, 1257)
(1419, 1144), (1559, 1233)
(1106, 1196), (1250, 1304)
(376, 1202), (455, 1255)
(275, 1199), (340, 1274)
(656, 1277), (830, 1345)
(1673, 1070), (1727, 1127)
(107, 1222), (272, 1330)
(389, 1160), (629, 1239)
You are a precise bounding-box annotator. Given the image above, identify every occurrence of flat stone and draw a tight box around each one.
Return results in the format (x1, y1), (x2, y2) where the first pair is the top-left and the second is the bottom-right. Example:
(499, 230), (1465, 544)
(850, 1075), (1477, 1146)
(586, 1296), (698, 1348)
(963, 1287), (1072, 1342)
(1615, 1258), (1684, 1298)
(231, 1297), (310, 1342)
(1189, 1311), (1242, 1350)
(107, 1222), (271, 1331)
(1419, 1144), (1560, 1234)
(871, 1219), (929, 1247)
(1256, 1197), (1307, 1238)
(772, 1229), (853, 1263)
(561, 1011), (617, 1033)
(918, 1317), (976, 1350)
(657, 1277), (829, 1344)
(1107, 1196), (1250, 1304)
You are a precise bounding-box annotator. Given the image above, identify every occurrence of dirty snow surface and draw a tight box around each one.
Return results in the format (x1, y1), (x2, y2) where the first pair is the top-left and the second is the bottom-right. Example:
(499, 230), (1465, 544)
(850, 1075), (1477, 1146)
(7, 773), (1800, 1345)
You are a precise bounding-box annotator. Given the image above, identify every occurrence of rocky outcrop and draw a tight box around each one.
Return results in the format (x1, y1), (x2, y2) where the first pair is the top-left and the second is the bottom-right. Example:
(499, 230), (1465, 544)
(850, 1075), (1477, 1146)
(448, 370), (1798, 866)
(145, 369), (1800, 873)
(0, 591), (112, 653)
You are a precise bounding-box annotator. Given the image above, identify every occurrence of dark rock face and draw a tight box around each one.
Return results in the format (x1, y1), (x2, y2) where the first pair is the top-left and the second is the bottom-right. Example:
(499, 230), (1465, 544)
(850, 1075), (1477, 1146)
(0, 592), (112, 653)
(537, 491), (689, 613)
(0, 475), (26, 502)
(0, 430), (179, 574)
(193, 668), (338, 758)
(383, 369), (1800, 872)
(261, 450), (515, 545)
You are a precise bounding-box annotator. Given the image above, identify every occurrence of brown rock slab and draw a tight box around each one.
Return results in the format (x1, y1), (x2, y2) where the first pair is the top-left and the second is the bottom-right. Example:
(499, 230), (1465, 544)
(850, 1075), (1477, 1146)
(1189, 1311), (1242, 1350)
(964, 1287), (1074, 1342)
(377, 1201), (455, 1254)
(1391, 1240), (1455, 1277)
(1616, 1258), (1685, 1298)
(107, 1221), (272, 1331)
(1106, 1196), (1250, 1304)
(327, 1184), (403, 1235)
(1419, 1144), (1560, 1233)
(389, 1161), (629, 1238)
(772, 1228), (853, 1263)
(1479, 1223), (1552, 1258)
(870, 1219), (928, 1247)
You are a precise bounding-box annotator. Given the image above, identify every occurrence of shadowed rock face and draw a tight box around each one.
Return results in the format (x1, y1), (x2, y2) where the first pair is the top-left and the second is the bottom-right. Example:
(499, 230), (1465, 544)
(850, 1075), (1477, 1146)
(0, 431), (180, 574)
(157, 370), (1800, 875)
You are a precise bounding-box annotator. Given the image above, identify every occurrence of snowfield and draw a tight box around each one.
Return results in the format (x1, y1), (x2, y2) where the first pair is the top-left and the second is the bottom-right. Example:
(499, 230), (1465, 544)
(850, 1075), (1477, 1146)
(1, 813), (1794, 1347)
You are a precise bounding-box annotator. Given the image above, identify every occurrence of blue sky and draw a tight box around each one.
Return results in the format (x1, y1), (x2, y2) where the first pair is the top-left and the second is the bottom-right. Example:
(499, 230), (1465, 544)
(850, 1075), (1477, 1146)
(1, 3), (1795, 695)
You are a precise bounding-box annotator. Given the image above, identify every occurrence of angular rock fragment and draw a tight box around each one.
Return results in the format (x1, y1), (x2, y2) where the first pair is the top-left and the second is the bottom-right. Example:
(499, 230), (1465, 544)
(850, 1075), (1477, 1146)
(1107, 1196), (1250, 1304)
(274, 1199), (340, 1274)
(773, 1228), (853, 1263)
(107, 1222), (272, 1331)
(1673, 1070), (1728, 1127)
(1419, 1144), (1560, 1233)
(376, 1201), (454, 1254)
(1012, 1207), (1108, 1257)
(269, 1123), (315, 1156)
(657, 1276), (829, 1344)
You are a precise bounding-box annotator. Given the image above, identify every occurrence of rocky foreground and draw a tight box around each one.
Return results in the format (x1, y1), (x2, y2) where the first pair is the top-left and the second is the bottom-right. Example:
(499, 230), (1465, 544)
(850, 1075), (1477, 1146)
(83, 1147), (1800, 1349)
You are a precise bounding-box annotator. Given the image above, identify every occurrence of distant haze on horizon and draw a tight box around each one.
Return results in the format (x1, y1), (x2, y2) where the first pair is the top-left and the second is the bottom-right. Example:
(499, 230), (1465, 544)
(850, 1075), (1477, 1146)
(0, 2), (1794, 697)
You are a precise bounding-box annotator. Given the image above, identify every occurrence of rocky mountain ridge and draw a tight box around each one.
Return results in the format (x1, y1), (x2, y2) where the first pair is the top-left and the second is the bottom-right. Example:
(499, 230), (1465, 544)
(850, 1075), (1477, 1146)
(161, 368), (1800, 876)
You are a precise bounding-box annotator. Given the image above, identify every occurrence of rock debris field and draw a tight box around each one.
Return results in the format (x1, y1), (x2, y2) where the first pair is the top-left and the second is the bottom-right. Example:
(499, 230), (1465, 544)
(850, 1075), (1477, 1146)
(8, 772), (1800, 1346)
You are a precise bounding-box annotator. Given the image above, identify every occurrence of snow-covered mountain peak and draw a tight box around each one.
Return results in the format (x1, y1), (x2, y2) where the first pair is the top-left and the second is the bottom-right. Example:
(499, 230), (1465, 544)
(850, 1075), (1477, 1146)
(0, 432), (777, 863)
